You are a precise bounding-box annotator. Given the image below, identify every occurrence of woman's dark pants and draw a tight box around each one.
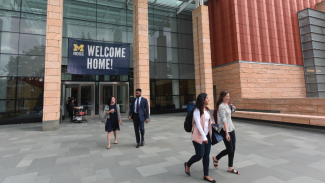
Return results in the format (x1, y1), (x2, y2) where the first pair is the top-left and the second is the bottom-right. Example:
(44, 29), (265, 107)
(216, 129), (236, 167)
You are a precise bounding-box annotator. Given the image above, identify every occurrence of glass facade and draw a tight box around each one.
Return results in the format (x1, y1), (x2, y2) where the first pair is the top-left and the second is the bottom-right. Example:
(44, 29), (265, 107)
(299, 9), (325, 98)
(148, 6), (195, 113)
(0, 0), (47, 124)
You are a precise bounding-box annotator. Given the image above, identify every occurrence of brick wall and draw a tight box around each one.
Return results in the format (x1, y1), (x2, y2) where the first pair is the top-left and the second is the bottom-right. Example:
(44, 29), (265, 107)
(240, 62), (306, 98)
(316, 1), (325, 12)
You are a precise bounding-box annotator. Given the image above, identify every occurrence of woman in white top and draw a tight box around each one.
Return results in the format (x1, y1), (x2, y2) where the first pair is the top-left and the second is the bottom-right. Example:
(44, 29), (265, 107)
(212, 90), (240, 175)
(185, 93), (216, 183)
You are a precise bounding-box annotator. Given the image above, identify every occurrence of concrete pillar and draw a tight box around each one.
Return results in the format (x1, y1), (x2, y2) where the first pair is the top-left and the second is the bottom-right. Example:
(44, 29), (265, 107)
(42, 0), (63, 131)
(133, 0), (150, 104)
(192, 5), (214, 110)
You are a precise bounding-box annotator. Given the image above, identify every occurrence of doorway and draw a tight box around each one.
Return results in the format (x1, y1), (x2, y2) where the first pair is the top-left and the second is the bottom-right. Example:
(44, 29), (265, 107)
(99, 82), (129, 118)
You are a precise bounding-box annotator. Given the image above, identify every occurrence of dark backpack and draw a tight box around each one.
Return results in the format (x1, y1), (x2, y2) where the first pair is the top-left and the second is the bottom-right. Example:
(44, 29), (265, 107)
(184, 110), (194, 132)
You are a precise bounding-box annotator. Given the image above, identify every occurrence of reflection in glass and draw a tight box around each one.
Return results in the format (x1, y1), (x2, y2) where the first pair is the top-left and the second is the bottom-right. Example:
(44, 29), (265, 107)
(307, 83), (318, 92)
(15, 99), (43, 118)
(307, 92), (318, 97)
(21, 0), (47, 15)
(0, 100), (15, 120)
(154, 63), (179, 79)
(20, 13), (47, 35)
(0, 32), (19, 54)
(19, 34), (46, 55)
(152, 15), (177, 32)
(0, 77), (16, 99)
(180, 80), (195, 95)
(178, 34), (193, 49)
(180, 95), (196, 107)
(16, 78), (44, 99)
(0, 0), (21, 11)
(315, 58), (325, 66)
(180, 64), (195, 79)
(0, 54), (18, 76)
(18, 56), (45, 77)
(63, 19), (96, 39)
(150, 46), (178, 63)
(179, 49), (194, 64)
(149, 31), (178, 47)
(63, 0), (96, 21)
(316, 75), (325, 82)
(97, 7), (126, 25)
(97, 24), (128, 43)
(305, 75), (316, 83)
(0, 10), (20, 32)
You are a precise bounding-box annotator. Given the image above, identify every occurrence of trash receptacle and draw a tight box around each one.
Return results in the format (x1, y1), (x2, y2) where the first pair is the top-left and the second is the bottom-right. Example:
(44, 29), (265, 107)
(187, 102), (195, 115)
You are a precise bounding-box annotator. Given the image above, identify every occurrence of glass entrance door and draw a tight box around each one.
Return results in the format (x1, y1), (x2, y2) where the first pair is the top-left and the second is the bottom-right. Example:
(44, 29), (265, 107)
(99, 82), (129, 118)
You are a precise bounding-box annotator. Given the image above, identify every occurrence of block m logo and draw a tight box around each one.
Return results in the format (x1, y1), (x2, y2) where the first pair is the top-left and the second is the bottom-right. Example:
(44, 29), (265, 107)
(73, 44), (84, 52)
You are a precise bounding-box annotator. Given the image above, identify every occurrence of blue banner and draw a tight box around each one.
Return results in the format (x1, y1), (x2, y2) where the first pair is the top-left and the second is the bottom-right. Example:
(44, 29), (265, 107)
(67, 38), (130, 75)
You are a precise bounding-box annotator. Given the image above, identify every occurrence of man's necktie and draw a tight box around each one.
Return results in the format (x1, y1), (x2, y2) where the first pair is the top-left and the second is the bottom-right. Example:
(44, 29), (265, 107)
(136, 98), (139, 113)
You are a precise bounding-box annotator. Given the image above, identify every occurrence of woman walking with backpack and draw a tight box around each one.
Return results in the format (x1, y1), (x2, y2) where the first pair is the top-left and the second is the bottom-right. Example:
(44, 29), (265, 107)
(212, 90), (240, 175)
(184, 93), (216, 183)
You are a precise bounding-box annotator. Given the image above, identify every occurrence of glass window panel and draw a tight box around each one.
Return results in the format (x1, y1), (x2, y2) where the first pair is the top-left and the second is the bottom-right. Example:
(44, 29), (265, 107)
(149, 31), (178, 47)
(316, 91), (322, 98)
(20, 13), (47, 35)
(180, 80), (195, 95)
(127, 10), (133, 27)
(306, 74), (317, 83)
(179, 49), (194, 64)
(307, 83), (318, 92)
(172, 80), (179, 95)
(310, 25), (322, 34)
(309, 17), (325, 26)
(62, 38), (68, 57)
(0, 32), (19, 54)
(298, 9), (309, 19)
(0, 0), (21, 11)
(0, 77), (16, 99)
(180, 64), (195, 79)
(315, 66), (325, 74)
(303, 50), (313, 58)
(97, 0), (126, 8)
(180, 95), (196, 107)
(301, 33), (312, 43)
(0, 100), (16, 120)
(178, 12), (192, 21)
(305, 67), (315, 75)
(17, 55), (45, 77)
(97, 7), (127, 25)
(15, 99), (43, 119)
(312, 33), (325, 42)
(97, 24), (128, 43)
(21, 0), (47, 15)
(302, 42), (312, 51)
(153, 15), (177, 32)
(307, 92), (318, 97)
(178, 34), (193, 49)
(127, 27), (133, 43)
(62, 57), (67, 66)
(0, 10), (20, 32)
(19, 34), (46, 55)
(148, 14), (155, 30)
(149, 46), (155, 62)
(308, 9), (325, 20)
(304, 58), (314, 67)
(16, 78), (44, 99)
(178, 19), (193, 34)
(150, 79), (155, 96)
(150, 62), (155, 78)
(63, 0), (96, 21)
(318, 83), (325, 91)
(155, 96), (179, 110)
(153, 6), (176, 17)
(323, 28), (325, 34)
(314, 58), (325, 66)
(155, 63), (179, 79)
(316, 75), (325, 82)
(314, 50), (325, 58)
(151, 46), (178, 63)
(0, 54), (18, 76)
(63, 19), (96, 40)
(312, 41), (325, 50)
(299, 17), (310, 27)
(156, 80), (172, 95)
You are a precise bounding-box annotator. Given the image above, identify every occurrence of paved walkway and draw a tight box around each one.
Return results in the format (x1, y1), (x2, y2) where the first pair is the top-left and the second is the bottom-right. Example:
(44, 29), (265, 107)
(0, 113), (325, 183)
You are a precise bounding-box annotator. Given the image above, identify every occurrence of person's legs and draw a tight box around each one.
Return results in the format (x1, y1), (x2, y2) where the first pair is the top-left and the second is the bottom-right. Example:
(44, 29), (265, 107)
(139, 120), (145, 142)
(113, 131), (117, 144)
(107, 132), (111, 149)
(216, 129), (232, 161)
(133, 114), (140, 144)
(70, 110), (73, 121)
(203, 135), (212, 177)
(187, 141), (204, 168)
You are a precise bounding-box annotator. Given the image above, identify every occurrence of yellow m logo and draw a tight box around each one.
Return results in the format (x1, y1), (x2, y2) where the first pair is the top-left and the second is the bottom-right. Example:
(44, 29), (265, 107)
(73, 44), (84, 52)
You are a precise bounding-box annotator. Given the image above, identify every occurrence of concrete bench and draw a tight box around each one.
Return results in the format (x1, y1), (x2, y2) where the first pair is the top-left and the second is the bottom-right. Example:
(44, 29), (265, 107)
(232, 111), (325, 127)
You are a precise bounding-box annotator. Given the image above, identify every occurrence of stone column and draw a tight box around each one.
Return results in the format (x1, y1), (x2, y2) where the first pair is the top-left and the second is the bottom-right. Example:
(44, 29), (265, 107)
(192, 5), (214, 110)
(42, 0), (64, 131)
(133, 0), (150, 103)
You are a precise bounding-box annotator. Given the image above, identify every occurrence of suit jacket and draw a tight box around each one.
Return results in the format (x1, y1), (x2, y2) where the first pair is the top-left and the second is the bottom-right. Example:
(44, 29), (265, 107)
(129, 97), (149, 122)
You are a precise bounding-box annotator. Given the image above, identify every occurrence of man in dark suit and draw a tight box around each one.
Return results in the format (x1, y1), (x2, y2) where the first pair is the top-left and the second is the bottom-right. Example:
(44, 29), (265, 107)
(128, 88), (149, 148)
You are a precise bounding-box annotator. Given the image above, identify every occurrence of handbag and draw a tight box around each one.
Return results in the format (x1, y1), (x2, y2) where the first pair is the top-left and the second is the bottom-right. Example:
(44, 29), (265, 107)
(211, 124), (224, 145)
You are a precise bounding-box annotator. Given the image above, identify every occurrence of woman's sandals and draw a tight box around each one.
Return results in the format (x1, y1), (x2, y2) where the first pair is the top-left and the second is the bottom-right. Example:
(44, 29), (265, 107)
(212, 156), (218, 169)
(228, 169), (240, 175)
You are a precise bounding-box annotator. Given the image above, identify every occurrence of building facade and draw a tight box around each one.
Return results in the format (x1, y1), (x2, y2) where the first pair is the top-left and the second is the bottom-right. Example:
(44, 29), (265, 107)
(0, 0), (324, 129)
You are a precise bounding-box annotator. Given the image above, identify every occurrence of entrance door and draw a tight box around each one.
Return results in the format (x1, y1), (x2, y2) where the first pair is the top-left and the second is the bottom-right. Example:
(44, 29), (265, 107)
(99, 82), (129, 118)
(61, 82), (95, 119)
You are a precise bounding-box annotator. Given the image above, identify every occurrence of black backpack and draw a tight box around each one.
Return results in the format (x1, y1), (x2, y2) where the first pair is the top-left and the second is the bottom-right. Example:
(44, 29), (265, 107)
(184, 110), (194, 132)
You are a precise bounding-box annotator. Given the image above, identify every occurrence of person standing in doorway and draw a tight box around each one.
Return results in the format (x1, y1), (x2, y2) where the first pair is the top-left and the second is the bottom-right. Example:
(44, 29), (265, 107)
(212, 90), (240, 175)
(69, 98), (76, 122)
(66, 97), (70, 117)
(128, 89), (149, 148)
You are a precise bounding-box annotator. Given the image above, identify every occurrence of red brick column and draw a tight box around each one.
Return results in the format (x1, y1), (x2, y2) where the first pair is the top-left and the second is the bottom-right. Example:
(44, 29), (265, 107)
(133, 0), (150, 106)
(192, 5), (214, 110)
(42, 0), (63, 131)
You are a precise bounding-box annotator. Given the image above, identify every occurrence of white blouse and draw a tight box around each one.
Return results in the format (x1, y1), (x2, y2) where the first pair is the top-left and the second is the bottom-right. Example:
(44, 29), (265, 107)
(217, 103), (235, 132)
(193, 108), (210, 141)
